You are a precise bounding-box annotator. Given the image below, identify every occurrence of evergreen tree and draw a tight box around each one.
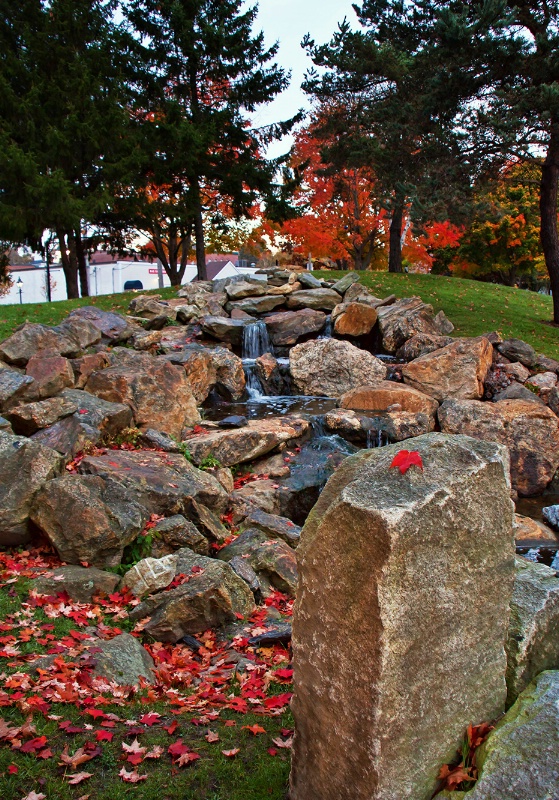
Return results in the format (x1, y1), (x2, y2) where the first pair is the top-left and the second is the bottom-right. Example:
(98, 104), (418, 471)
(123, 0), (298, 283)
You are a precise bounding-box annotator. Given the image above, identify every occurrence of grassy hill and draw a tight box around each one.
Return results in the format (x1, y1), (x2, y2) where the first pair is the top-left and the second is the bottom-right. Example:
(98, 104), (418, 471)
(1, 272), (558, 360)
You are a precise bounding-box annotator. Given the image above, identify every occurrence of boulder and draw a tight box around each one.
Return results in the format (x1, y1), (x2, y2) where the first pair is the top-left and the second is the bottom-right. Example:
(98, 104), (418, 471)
(0, 431), (63, 546)
(323, 408), (372, 443)
(68, 306), (139, 343)
(543, 504), (559, 531)
(219, 528), (298, 596)
(86, 633), (155, 686)
(130, 329), (163, 351)
(78, 449), (228, 516)
(60, 389), (133, 437)
(31, 415), (101, 456)
(290, 433), (515, 800)
(5, 396), (77, 436)
(227, 294), (285, 315)
(494, 381), (545, 404)
(25, 354), (75, 398)
(201, 316), (248, 346)
(365, 410), (435, 443)
(71, 352), (110, 389)
(377, 296), (454, 353)
(402, 337), (493, 401)
(150, 515), (210, 558)
(231, 479), (281, 516)
(535, 353), (559, 374)
(502, 361), (531, 383)
(264, 309), (327, 346)
(185, 416), (309, 467)
(514, 513), (558, 544)
(287, 288), (342, 311)
(33, 565), (120, 603)
(438, 398), (559, 495)
(120, 553), (179, 597)
(255, 353), (287, 395)
(506, 558), (559, 703)
(290, 339), (386, 397)
(243, 506), (301, 547)
(225, 280), (269, 300)
(209, 347), (246, 401)
(436, 671), (559, 800)
(129, 548), (255, 641)
(128, 294), (175, 320)
(0, 368), (36, 412)
(0, 322), (78, 366)
(163, 345), (216, 403)
(498, 338), (537, 368)
(0, 415), (11, 431)
(30, 474), (149, 567)
(395, 332), (454, 361)
(332, 302), (378, 337)
(85, 360), (199, 439)
(331, 272), (360, 294)
(527, 371), (557, 400)
(340, 381), (439, 416)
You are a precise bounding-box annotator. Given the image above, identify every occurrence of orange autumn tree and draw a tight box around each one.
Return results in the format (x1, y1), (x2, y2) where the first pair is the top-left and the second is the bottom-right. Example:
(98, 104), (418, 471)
(265, 126), (388, 270)
(403, 219), (463, 273)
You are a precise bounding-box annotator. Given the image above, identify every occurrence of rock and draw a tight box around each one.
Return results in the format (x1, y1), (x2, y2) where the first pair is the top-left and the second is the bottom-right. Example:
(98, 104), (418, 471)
(200, 316), (248, 346)
(535, 353), (559, 374)
(230, 308), (255, 319)
(128, 294), (175, 320)
(323, 408), (371, 443)
(340, 381), (439, 416)
(61, 389), (133, 437)
(163, 345), (216, 403)
(213, 466), (235, 493)
(0, 431), (63, 546)
(219, 528), (298, 596)
(0, 368), (36, 412)
(377, 296), (454, 353)
(297, 272), (323, 289)
(514, 513), (558, 544)
(5, 396), (77, 436)
(395, 332), (454, 361)
(33, 565), (120, 603)
(433, 309), (455, 334)
(290, 339), (386, 397)
(185, 416), (309, 467)
(255, 353), (287, 395)
(231, 479), (281, 516)
(218, 415), (248, 429)
(25, 354), (75, 398)
(344, 284), (383, 305)
(85, 360), (199, 439)
(130, 329), (163, 351)
(68, 306), (139, 343)
(229, 556), (261, 597)
(225, 280), (269, 300)
(120, 553), (178, 597)
(0, 415), (11, 431)
(402, 337), (493, 401)
(527, 370), (557, 395)
(71, 352), (110, 389)
(332, 302), (378, 337)
(243, 506), (302, 547)
(494, 381), (545, 404)
(438, 671), (559, 800)
(227, 295), (286, 315)
(188, 499), (229, 542)
(150, 515), (210, 558)
(502, 361), (531, 383)
(78, 449), (228, 516)
(209, 347), (246, 400)
(331, 272), (361, 294)
(86, 633), (155, 686)
(547, 385), (559, 416)
(542, 504), (559, 530)
(287, 288), (342, 311)
(506, 558), (559, 703)
(365, 410), (435, 443)
(138, 428), (183, 452)
(56, 317), (103, 351)
(290, 433), (515, 800)
(251, 451), (291, 478)
(498, 338), (537, 367)
(129, 549), (255, 641)
(438, 398), (559, 496)
(264, 309), (327, 346)
(30, 474), (149, 567)
(0, 322), (77, 366)
(30, 415), (101, 456)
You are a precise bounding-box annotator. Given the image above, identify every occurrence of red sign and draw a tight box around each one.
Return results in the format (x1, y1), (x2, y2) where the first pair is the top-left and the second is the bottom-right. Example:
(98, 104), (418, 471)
(148, 268), (158, 274)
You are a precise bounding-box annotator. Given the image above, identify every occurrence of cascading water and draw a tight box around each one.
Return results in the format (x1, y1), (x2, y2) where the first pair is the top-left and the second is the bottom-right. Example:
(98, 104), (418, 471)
(318, 315), (333, 339)
(242, 321), (274, 400)
(366, 428), (391, 449)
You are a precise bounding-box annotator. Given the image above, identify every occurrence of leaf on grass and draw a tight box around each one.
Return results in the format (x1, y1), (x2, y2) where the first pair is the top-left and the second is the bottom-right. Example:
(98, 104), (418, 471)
(205, 730), (219, 743)
(21, 792), (46, 800)
(8, 764), (18, 774)
(176, 751), (200, 767)
(66, 772), (93, 785)
(390, 450), (424, 474)
(271, 736), (294, 749)
(243, 724), (266, 736)
(144, 745), (164, 759)
(95, 730), (113, 742)
(58, 746), (95, 770)
(119, 767), (148, 783)
(222, 748), (240, 757)
(139, 712), (160, 727)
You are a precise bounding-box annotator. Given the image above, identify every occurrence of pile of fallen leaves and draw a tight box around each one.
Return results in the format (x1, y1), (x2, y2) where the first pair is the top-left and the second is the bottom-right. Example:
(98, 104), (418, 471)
(436, 721), (494, 793)
(0, 546), (294, 797)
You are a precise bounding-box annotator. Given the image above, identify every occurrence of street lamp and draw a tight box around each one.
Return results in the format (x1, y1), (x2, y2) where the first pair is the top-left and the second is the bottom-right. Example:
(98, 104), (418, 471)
(16, 277), (23, 305)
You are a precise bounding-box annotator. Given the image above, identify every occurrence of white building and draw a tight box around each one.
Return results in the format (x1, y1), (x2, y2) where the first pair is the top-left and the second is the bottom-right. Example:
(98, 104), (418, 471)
(0, 255), (260, 306)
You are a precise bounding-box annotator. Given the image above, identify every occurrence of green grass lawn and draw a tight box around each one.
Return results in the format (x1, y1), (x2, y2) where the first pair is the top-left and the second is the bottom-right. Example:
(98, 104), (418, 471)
(1, 272), (558, 359)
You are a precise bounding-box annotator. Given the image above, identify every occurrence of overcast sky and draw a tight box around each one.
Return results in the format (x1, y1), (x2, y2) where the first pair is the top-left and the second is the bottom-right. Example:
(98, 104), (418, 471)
(251, 0), (359, 157)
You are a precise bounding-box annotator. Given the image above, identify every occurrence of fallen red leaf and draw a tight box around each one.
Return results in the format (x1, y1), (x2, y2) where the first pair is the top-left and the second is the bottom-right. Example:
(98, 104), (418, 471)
(66, 772), (93, 785)
(390, 450), (424, 474)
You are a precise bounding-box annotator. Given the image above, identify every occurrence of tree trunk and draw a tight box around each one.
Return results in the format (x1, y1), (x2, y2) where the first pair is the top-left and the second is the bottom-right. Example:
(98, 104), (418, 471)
(74, 229), (89, 297)
(57, 229), (79, 299)
(192, 179), (207, 281)
(388, 197), (405, 273)
(540, 122), (559, 324)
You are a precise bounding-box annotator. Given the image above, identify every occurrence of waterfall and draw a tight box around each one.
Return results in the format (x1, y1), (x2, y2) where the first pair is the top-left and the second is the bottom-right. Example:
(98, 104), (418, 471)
(242, 321), (274, 359)
(366, 428), (390, 449)
(318, 316), (333, 339)
(243, 359), (264, 400)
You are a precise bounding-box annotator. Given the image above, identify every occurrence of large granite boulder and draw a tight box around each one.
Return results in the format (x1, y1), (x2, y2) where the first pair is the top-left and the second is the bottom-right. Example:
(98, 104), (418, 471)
(85, 359), (199, 438)
(185, 417), (309, 467)
(438, 398), (559, 495)
(436, 671), (559, 800)
(128, 548), (255, 641)
(290, 339), (386, 397)
(377, 296), (454, 354)
(332, 302), (378, 337)
(78, 449), (228, 516)
(85, 633), (155, 686)
(340, 381), (439, 416)
(33, 565), (120, 603)
(0, 431), (63, 546)
(506, 558), (559, 703)
(287, 288), (342, 311)
(290, 433), (515, 800)
(225, 280), (269, 300)
(30, 474), (149, 567)
(402, 337), (493, 401)
(264, 309), (327, 347)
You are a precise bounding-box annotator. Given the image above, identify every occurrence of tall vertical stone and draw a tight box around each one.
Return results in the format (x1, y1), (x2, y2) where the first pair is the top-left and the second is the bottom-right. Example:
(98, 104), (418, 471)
(290, 433), (515, 800)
